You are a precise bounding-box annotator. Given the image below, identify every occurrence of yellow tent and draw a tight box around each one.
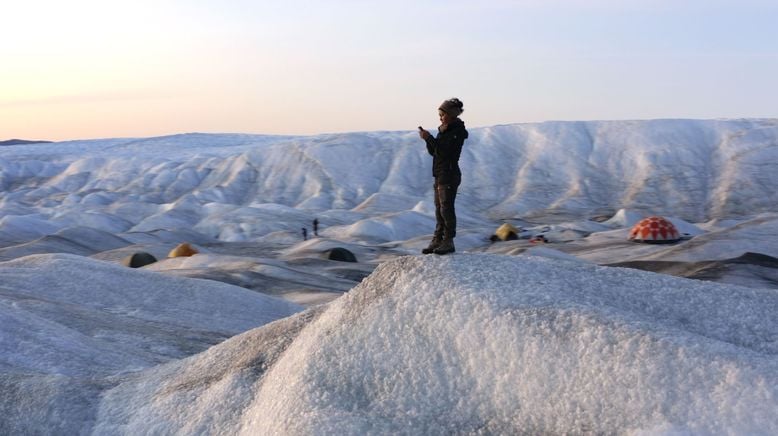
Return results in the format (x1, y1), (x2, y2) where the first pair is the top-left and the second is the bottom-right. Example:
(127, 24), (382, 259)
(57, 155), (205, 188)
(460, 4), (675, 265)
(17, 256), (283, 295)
(494, 223), (520, 241)
(168, 242), (199, 258)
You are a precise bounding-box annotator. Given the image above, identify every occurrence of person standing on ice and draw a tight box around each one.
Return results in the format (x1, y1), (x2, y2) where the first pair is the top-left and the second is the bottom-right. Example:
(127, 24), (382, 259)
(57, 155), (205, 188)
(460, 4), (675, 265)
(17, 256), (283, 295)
(418, 98), (468, 255)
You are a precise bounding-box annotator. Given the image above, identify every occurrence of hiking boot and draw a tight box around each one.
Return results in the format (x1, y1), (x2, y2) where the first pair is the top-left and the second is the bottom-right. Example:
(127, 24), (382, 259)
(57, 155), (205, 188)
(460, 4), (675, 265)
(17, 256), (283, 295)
(421, 237), (441, 254)
(433, 239), (455, 255)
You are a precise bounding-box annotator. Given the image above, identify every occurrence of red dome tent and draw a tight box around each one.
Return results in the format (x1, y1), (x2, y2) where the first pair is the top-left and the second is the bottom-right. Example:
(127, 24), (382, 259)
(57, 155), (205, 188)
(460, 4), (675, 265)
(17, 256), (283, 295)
(628, 216), (681, 243)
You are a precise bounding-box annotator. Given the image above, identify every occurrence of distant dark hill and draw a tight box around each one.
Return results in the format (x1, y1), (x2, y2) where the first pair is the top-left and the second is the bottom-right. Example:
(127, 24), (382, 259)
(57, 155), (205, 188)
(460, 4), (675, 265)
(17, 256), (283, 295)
(0, 139), (53, 146)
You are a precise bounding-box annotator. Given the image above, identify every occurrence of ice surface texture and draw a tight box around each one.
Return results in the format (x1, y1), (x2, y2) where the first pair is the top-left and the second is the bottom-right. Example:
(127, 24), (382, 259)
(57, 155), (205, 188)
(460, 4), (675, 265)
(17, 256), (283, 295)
(92, 254), (777, 435)
(0, 254), (302, 435)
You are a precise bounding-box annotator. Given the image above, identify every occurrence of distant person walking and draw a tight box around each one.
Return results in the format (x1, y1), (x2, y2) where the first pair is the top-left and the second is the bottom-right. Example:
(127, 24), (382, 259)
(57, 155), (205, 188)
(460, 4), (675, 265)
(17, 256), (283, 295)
(418, 98), (469, 255)
(313, 218), (319, 237)
(302, 227), (308, 241)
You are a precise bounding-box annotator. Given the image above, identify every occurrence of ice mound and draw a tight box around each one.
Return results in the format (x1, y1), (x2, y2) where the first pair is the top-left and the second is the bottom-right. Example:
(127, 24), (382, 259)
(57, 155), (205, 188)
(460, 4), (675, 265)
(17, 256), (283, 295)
(95, 254), (777, 434)
(0, 253), (306, 434)
(0, 253), (303, 375)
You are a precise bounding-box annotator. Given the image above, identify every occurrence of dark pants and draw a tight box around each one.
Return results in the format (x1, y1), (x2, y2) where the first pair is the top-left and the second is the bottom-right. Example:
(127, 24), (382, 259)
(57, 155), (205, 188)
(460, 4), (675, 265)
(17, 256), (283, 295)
(433, 180), (458, 240)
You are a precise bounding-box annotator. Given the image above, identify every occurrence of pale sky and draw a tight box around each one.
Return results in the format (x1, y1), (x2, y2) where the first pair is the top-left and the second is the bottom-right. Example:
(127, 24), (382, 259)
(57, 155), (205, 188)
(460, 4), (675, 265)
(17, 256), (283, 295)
(1, 0), (777, 141)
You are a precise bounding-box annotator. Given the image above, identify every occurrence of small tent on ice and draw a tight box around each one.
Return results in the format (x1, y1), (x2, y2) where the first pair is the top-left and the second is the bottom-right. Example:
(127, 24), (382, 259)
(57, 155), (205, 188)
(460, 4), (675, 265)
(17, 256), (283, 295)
(629, 216), (681, 243)
(121, 251), (158, 268)
(492, 223), (520, 241)
(168, 242), (199, 258)
(323, 247), (358, 263)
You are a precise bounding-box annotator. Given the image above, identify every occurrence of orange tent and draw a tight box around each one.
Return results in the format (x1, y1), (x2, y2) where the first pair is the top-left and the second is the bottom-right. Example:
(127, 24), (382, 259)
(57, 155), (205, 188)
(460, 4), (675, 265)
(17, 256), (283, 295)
(628, 216), (681, 243)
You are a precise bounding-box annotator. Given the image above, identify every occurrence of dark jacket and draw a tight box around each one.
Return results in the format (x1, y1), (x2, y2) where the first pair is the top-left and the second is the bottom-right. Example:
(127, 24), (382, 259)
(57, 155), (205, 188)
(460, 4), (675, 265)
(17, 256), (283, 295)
(424, 118), (468, 185)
